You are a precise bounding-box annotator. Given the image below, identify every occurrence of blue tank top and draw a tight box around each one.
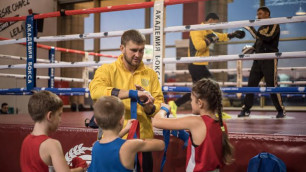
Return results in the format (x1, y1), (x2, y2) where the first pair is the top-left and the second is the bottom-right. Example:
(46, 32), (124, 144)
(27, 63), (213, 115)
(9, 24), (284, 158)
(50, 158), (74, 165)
(88, 138), (133, 172)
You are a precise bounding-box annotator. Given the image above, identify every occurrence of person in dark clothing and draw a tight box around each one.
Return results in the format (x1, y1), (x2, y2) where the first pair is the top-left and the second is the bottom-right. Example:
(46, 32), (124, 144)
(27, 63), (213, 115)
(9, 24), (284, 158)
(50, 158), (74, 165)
(238, 6), (285, 118)
(169, 13), (245, 116)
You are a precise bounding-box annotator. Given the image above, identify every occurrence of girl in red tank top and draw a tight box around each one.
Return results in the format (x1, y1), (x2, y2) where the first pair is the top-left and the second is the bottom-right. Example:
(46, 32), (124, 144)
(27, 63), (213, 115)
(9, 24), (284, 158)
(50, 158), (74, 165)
(153, 78), (234, 172)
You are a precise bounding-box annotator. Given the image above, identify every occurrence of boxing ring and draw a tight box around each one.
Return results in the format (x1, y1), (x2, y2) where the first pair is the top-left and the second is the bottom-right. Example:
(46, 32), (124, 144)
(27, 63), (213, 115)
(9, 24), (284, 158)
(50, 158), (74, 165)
(1, 0), (306, 171)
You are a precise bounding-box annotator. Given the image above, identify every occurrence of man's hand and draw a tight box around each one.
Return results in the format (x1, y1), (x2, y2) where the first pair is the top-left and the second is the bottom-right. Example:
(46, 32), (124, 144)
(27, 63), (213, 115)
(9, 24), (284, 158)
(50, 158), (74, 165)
(136, 85), (154, 105)
(135, 85), (145, 91)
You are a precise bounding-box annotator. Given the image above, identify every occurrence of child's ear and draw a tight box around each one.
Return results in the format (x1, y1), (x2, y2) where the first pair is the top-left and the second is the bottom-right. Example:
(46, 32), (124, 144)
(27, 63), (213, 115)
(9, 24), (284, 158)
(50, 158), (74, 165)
(120, 116), (124, 125)
(46, 111), (53, 121)
(198, 99), (203, 108)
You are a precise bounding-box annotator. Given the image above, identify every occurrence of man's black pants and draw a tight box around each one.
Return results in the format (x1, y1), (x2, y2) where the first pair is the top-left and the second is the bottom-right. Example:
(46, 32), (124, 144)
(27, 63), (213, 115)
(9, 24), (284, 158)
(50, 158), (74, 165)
(243, 59), (284, 112)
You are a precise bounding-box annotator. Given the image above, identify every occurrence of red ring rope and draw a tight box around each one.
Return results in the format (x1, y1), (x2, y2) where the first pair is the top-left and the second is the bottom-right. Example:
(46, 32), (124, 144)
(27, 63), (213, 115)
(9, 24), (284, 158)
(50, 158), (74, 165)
(0, 0), (207, 23)
(0, 37), (117, 58)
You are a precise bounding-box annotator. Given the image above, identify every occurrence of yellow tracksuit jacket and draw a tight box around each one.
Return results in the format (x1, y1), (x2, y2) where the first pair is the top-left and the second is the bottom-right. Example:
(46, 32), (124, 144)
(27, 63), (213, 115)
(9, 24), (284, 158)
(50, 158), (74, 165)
(189, 23), (229, 65)
(89, 54), (164, 139)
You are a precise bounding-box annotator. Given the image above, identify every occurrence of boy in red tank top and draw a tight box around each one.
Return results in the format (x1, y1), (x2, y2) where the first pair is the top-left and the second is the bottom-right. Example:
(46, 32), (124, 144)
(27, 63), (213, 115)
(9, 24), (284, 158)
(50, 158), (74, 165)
(153, 78), (234, 172)
(20, 91), (87, 172)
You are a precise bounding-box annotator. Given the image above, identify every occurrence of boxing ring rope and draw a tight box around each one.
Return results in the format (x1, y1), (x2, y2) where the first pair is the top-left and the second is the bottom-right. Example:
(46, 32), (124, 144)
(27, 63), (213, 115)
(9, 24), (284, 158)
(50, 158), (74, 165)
(1, 71), (304, 86)
(1, 87), (305, 95)
(0, 73), (86, 83)
(0, 0), (205, 23)
(164, 94), (306, 99)
(2, 51), (305, 69)
(162, 86), (306, 93)
(1, 51), (305, 70)
(165, 67), (306, 74)
(164, 81), (306, 87)
(0, 54), (57, 63)
(1, 16), (306, 45)
(0, 37), (117, 59)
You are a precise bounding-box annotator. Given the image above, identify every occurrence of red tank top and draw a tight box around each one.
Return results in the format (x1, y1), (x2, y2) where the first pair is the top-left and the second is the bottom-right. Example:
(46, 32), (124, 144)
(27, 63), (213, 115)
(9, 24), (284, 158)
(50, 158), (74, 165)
(186, 115), (226, 172)
(20, 134), (50, 172)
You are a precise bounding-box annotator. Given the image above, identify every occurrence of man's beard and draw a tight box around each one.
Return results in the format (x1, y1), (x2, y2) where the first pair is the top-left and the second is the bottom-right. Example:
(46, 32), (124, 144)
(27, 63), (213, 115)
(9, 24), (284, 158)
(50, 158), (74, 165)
(123, 53), (140, 68)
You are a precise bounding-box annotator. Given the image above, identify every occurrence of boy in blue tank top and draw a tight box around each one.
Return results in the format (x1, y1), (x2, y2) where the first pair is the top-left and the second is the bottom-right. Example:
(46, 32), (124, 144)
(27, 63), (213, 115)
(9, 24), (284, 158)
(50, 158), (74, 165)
(88, 96), (165, 172)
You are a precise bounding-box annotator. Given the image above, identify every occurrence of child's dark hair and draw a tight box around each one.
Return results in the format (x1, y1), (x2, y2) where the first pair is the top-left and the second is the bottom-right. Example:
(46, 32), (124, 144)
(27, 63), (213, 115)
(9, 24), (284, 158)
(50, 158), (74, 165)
(28, 91), (63, 122)
(93, 96), (125, 130)
(192, 78), (234, 164)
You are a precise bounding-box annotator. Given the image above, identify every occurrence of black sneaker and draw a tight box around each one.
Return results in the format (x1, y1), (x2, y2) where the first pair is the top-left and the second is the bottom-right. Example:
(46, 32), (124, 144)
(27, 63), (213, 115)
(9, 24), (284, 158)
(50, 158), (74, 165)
(276, 111), (286, 118)
(238, 109), (250, 117)
(78, 104), (86, 111)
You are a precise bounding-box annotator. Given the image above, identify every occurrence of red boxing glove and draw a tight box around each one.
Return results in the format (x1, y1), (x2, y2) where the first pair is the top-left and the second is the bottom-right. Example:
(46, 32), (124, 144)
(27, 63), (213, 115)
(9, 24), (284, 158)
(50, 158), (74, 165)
(71, 157), (88, 169)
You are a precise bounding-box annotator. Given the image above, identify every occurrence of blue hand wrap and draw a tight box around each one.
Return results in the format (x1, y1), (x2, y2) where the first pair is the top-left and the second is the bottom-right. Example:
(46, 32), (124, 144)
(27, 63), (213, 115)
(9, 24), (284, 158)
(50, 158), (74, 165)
(129, 90), (138, 171)
(171, 130), (189, 148)
(160, 106), (170, 116)
(129, 90), (145, 106)
(160, 106), (170, 172)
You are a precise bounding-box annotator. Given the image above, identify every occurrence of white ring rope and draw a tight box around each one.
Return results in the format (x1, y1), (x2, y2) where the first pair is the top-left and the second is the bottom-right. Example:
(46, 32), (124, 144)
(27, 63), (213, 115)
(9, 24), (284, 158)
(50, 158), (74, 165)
(161, 51), (306, 64)
(1, 72), (303, 85)
(0, 16), (305, 45)
(0, 54), (59, 63)
(164, 81), (306, 87)
(0, 73), (87, 82)
(1, 51), (305, 69)
(165, 67), (306, 74)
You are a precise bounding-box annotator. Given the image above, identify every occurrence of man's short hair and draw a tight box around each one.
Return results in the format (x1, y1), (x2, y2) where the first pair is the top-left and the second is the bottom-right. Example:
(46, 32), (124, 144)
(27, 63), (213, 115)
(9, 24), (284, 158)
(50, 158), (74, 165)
(121, 29), (146, 46)
(258, 6), (270, 16)
(93, 96), (125, 130)
(28, 91), (63, 122)
(1, 103), (8, 108)
(205, 13), (219, 21)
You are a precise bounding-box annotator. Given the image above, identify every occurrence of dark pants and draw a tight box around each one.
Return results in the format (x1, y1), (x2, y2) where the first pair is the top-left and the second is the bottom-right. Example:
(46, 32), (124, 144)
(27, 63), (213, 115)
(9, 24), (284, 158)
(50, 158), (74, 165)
(243, 59), (284, 111)
(137, 152), (153, 172)
(175, 64), (212, 106)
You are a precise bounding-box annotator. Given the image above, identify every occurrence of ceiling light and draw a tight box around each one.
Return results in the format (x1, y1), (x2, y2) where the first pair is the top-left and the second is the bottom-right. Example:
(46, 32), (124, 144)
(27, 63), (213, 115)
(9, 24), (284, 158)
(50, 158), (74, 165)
(296, 3), (306, 15)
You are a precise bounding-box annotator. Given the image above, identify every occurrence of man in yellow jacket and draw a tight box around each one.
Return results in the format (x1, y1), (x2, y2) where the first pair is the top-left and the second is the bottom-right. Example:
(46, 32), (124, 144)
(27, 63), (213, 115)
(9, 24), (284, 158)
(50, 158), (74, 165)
(89, 29), (164, 172)
(169, 13), (245, 116)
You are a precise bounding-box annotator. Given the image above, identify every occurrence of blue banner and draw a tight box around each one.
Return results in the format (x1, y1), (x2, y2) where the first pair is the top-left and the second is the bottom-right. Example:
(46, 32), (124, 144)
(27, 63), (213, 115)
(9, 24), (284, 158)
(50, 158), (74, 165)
(1, 87), (306, 95)
(25, 15), (37, 91)
(48, 47), (55, 88)
(162, 86), (306, 93)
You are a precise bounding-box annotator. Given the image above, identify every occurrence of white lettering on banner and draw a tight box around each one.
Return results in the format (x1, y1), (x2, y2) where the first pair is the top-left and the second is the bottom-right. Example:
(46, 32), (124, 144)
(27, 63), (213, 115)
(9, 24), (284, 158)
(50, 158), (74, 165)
(153, 1), (164, 85)
(27, 62), (32, 84)
(26, 23), (33, 59)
